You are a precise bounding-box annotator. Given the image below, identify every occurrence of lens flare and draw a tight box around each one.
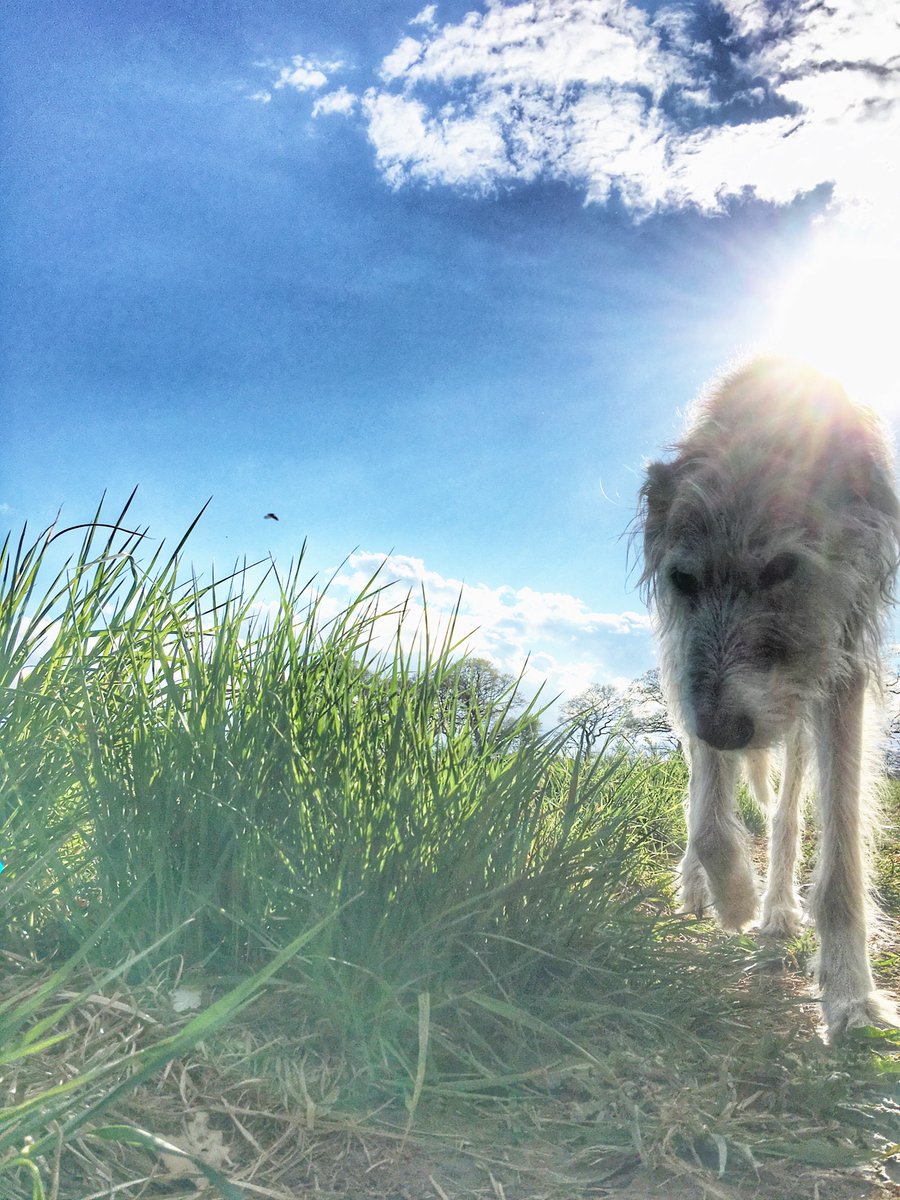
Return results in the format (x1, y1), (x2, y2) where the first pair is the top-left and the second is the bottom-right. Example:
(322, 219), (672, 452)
(763, 223), (899, 415)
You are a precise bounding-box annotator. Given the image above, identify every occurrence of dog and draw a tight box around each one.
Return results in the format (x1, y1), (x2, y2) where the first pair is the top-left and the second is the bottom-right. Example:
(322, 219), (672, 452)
(638, 357), (900, 1037)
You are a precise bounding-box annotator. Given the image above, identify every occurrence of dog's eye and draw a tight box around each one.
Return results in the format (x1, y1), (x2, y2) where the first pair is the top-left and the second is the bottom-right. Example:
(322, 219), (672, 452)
(669, 568), (701, 599)
(757, 635), (790, 668)
(759, 552), (799, 589)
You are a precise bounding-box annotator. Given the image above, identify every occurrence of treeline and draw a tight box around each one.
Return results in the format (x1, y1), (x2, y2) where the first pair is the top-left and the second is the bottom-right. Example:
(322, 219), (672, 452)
(434, 659), (681, 759)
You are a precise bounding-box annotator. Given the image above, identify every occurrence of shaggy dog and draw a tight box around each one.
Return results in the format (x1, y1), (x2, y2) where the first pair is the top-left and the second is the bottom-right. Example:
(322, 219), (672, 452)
(639, 357), (900, 1037)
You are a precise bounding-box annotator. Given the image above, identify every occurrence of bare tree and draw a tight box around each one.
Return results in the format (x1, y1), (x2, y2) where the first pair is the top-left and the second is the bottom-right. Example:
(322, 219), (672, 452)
(561, 670), (681, 758)
(561, 683), (631, 756)
(624, 668), (681, 753)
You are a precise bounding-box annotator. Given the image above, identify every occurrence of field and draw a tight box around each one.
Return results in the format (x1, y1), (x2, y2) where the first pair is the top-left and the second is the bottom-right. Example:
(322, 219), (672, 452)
(1, 503), (898, 1200)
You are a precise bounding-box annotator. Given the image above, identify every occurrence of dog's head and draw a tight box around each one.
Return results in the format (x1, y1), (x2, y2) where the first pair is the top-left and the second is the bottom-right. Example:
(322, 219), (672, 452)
(638, 359), (900, 752)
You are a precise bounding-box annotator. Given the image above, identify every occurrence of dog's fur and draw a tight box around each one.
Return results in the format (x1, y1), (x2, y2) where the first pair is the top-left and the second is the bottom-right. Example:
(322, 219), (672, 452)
(639, 357), (900, 1037)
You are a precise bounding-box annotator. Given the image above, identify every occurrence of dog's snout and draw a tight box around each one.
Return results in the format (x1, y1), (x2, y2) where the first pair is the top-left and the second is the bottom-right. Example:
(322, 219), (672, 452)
(695, 708), (754, 751)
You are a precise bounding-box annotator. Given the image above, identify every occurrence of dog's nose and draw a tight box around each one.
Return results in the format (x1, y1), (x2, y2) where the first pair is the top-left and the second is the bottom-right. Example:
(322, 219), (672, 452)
(695, 709), (754, 751)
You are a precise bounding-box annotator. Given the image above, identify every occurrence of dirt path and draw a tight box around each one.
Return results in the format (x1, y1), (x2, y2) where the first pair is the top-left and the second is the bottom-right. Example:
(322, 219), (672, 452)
(268, 1129), (900, 1200)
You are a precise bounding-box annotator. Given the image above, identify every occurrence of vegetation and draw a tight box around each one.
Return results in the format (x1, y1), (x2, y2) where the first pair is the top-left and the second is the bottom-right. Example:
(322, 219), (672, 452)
(562, 670), (681, 757)
(0, 499), (897, 1199)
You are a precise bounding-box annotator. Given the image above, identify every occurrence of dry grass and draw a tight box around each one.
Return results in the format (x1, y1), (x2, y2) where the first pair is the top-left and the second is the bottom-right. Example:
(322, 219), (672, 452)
(3, 910), (897, 1200)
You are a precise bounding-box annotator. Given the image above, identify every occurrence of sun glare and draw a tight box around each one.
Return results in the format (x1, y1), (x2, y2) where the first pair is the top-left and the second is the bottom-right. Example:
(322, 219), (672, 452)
(762, 225), (900, 416)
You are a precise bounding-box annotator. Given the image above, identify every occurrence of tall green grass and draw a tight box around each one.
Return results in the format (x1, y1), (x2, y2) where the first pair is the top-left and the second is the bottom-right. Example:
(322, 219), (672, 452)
(2, 499), (678, 971)
(1, 500), (897, 1196)
(0, 502), (711, 1060)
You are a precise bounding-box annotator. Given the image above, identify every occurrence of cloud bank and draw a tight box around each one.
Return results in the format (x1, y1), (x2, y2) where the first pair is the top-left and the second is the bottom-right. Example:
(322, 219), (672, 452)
(316, 550), (651, 710)
(257, 0), (900, 221)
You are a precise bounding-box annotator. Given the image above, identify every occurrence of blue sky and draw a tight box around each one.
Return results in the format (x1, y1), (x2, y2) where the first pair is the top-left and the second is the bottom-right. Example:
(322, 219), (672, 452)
(3, 0), (898, 706)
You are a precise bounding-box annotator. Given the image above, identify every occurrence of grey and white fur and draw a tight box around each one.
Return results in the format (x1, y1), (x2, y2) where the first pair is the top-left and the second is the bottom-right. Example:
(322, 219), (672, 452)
(638, 357), (900, 1038)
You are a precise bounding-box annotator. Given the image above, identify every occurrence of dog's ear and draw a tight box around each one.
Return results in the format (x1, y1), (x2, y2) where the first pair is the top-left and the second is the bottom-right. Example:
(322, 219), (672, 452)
(828, 444), (900, 521)
(641, 459), (678, 526)
(850, 458), (900, 523)
(639, 460), (679, 591)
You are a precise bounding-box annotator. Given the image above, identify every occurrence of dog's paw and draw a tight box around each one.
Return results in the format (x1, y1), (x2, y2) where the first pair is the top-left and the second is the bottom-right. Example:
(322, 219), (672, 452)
(758, 900), (805, 941)
(678, 879), (709, 918)
(711, 873), (758, 932)
(715, 895), (759, 932)
(677, 856), (709, 917)
(822, 991), (900, 1042)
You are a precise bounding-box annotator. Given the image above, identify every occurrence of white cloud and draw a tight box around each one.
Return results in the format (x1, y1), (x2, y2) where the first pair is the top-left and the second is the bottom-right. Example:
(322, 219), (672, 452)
(312, 87), (358, 118)
(362, 91), (511, 189)
(321, 550), (651, 711)
(410, 4), (438, 28)
(346, 0), (900, 224)
(265, 53), (343, 95)
(380, 35), (424, 82)
(354, 0), (681, 202)
(253, 3), (899, 225)
(722, 0), (896, 72)
(389, 0), (674, 94)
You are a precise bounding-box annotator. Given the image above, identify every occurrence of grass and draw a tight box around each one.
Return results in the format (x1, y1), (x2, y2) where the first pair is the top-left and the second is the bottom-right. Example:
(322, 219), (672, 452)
(0, 499), (898, 1199)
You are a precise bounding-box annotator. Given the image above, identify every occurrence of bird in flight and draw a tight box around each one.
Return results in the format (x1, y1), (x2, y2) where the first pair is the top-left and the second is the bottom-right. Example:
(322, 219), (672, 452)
(264, 513), (279, 521)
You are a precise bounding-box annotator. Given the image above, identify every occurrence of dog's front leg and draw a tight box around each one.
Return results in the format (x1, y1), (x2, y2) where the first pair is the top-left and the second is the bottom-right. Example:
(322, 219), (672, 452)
(680, 739), (757, 930)
(759, 730), (807, 939)
(812, 672), (896, 1037)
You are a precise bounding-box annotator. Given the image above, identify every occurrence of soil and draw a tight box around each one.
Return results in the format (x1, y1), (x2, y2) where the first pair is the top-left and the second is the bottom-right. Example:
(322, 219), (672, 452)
(272, 1133), (900, 1200)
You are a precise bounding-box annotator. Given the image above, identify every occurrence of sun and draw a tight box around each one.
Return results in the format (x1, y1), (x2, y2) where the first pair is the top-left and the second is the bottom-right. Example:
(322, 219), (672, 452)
(762, 222), (899, 416)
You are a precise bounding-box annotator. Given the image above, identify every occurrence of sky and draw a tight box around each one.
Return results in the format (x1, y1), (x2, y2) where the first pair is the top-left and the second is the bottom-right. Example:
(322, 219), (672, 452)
(3, 0), (899, 713)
